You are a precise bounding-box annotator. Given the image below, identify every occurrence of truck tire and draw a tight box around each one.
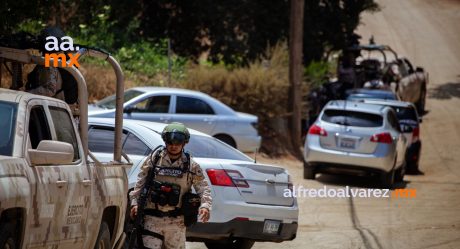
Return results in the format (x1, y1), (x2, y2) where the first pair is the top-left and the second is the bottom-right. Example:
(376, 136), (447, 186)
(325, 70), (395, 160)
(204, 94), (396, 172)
(0, 223), (16, 249)
(94, 222), (111, 249)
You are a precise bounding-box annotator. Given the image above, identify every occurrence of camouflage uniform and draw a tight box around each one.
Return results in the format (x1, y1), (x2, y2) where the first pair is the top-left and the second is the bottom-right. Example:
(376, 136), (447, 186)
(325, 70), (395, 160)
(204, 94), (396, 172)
(26, 66), (64, 100)
(130, 149), (212, 249)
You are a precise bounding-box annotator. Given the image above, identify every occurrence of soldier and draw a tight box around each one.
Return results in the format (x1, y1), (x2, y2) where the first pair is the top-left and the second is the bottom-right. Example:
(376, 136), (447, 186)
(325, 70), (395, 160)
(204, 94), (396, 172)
(129, 122), (212, 249)
(25, 27), (64, 100)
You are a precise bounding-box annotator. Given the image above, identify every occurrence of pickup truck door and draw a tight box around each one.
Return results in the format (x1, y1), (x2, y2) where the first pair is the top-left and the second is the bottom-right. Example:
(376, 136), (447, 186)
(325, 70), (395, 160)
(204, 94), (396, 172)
(47, 104), (92, 248)
(24, 101), (90, 249)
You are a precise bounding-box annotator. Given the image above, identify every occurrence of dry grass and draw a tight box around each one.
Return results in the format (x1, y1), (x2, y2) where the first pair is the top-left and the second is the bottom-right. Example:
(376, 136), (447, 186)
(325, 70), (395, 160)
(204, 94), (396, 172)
(181, 43), (308, 156)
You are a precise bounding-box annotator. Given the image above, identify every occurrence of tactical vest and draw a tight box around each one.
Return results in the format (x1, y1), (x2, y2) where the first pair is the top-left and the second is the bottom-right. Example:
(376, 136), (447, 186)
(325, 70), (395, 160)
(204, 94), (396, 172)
(145, 149), (194, 212)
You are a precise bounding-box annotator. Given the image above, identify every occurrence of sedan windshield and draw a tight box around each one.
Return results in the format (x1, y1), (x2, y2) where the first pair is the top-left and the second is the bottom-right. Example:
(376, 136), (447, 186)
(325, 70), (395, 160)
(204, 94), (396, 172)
(0, 101), (18, 156)
(96, 89), (143, 109)
(185, 135), (252, 162)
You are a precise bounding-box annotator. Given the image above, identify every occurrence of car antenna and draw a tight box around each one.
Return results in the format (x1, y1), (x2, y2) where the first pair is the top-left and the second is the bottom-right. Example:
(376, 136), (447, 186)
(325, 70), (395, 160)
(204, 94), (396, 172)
(254, 147), (258, 163)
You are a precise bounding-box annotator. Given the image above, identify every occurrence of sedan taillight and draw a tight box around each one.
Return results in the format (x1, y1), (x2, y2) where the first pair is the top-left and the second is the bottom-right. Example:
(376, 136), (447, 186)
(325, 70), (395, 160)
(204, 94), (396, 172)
(370, 132), (393, 144)
(206, 169), (249, 188)
(308, 125), (328, 136)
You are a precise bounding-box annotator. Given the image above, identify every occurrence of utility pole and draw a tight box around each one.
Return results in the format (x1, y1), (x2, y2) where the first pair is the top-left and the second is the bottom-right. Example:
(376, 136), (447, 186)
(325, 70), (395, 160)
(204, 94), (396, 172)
(167, 38), (172, 86)
(288, 0), (304, 159)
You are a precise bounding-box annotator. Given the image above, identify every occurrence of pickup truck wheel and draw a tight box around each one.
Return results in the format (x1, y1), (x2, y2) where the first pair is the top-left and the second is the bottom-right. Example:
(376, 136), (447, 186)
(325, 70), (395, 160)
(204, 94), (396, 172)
(205, 239), (255, 249)
(94, 222), (111, 249)
(0, 223), (16, 249)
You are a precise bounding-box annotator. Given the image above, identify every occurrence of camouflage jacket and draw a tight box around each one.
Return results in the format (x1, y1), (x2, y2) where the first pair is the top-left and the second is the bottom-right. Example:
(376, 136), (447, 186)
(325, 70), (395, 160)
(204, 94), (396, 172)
(27, 66), (64, 100)
(130, 149), (212, 211)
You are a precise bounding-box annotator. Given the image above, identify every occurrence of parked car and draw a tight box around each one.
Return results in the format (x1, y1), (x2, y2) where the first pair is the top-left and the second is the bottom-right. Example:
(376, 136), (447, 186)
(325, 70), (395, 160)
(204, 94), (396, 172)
(88, 118), (298, 249)
(346, 88), (398, 101)
(303, 100), (408, 187)
(357, 99), (422, 173)
(88, 87), (261, 152)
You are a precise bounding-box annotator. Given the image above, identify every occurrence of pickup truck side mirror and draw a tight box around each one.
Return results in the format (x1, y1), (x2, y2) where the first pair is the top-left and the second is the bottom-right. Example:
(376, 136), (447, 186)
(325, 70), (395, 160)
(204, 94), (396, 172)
(29, 140), (74, 166)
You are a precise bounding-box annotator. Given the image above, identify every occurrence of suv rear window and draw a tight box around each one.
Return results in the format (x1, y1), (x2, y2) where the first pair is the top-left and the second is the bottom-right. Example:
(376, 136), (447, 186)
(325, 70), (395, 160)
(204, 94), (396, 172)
(321, 109), (383, 127)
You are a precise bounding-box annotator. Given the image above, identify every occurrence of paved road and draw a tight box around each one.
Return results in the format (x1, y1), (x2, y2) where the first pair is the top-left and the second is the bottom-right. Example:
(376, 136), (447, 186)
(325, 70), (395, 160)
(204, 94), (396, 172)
(188, 0), (460, 248)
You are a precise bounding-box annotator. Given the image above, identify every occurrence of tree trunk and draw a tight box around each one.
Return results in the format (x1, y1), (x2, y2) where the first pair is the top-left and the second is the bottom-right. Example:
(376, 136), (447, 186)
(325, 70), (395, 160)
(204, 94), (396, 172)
(288, 0), (305, 160)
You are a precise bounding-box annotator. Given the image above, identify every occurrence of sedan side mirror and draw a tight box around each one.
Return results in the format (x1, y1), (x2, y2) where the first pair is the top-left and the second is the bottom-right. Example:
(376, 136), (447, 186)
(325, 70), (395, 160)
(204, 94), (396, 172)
(124, 105), (135, 114)
(418, 117), (423, 123)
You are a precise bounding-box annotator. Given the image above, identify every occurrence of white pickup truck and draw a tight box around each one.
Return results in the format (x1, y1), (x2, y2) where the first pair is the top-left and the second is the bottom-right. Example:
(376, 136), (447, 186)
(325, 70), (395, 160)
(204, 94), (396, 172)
(0, 46), (131, 249)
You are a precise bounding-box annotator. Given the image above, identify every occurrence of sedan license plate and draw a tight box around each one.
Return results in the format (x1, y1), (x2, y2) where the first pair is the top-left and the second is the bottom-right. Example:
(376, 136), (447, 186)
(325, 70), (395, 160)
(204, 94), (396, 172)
(263, 220), (281, 235)
(340, 138), (356, 149)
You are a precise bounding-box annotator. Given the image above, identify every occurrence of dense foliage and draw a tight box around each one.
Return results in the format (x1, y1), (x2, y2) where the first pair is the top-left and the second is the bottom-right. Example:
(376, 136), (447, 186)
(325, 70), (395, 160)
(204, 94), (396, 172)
(1, 0), (378, 66)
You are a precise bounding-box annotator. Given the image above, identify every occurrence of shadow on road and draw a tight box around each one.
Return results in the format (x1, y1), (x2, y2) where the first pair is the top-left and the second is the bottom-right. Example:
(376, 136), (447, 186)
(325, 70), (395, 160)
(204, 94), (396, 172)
(315, 173), (409, 189)
(348, 191), (385, 249)
(428, 82), (460, 99)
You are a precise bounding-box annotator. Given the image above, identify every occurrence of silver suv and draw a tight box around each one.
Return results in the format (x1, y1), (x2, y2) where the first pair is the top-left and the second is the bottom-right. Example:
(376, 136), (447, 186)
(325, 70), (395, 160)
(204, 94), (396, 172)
(303, 100), (408, 187)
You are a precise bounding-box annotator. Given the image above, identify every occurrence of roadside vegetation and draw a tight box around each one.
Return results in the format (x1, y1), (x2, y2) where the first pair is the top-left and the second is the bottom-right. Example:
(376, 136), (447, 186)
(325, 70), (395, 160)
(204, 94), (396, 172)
(1, 0), (378, 156)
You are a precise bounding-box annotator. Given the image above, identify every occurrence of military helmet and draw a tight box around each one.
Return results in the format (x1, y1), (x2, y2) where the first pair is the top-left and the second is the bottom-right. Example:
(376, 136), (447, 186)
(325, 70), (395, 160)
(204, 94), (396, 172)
(38, 26), (66, 52)
(161, 122), (190, 144)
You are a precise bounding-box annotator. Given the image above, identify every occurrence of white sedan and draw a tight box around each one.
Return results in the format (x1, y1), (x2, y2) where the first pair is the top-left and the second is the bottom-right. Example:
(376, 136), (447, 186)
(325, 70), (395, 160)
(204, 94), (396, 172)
(88, 87), (261, 152)
(88, 118), (298, 249)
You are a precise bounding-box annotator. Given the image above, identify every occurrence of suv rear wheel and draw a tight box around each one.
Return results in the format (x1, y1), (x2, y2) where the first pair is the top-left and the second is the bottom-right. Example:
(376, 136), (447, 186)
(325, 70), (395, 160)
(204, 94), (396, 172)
(381, 169), (395, 189)
(303, 162), (316, 180)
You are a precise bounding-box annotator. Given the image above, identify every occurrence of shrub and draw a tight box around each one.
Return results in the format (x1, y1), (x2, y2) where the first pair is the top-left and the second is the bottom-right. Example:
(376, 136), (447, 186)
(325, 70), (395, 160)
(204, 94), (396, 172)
(181, 42), (308, 156)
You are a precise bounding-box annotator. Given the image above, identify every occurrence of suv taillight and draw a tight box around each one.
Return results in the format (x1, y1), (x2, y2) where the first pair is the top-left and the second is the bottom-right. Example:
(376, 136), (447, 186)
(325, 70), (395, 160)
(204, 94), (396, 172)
(370, 132), (393, 144)
(308, 125), (328, 136)
(206, 169), (249, 188)
(412, 127), (420, 142)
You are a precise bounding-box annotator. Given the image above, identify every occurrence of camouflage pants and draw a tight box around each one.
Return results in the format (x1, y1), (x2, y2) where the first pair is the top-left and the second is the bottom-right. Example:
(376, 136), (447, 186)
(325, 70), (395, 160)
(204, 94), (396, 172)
(142, 215), (186, 249)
